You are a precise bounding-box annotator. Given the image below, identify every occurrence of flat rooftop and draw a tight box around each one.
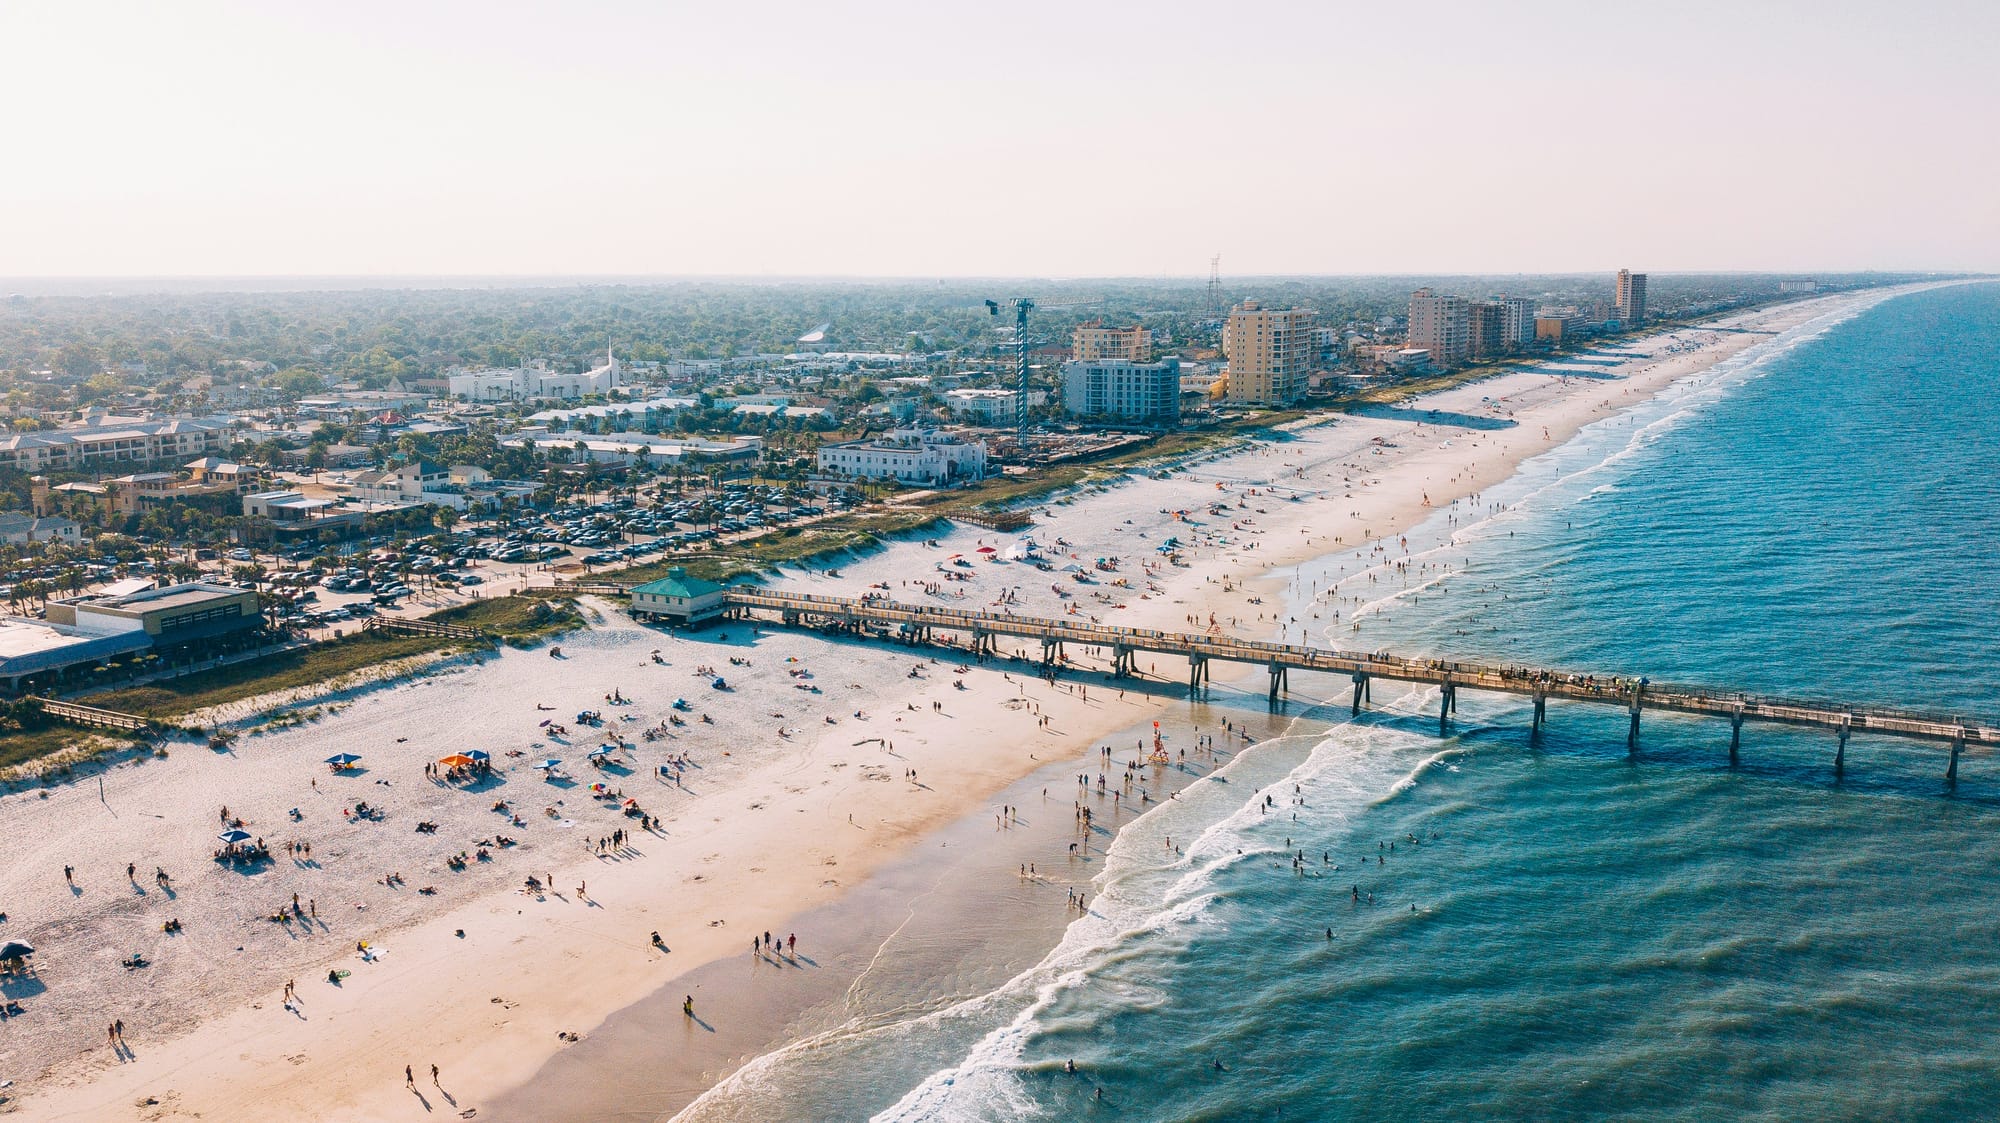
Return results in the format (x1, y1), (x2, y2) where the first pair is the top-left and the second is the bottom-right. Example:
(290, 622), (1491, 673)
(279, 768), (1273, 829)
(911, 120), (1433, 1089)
(0, 618), (92, 659)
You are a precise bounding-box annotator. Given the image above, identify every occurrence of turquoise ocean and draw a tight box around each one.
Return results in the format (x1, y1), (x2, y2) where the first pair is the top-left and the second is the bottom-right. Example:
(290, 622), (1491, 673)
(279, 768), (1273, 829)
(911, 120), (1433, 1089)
(679, 282), (2000, 1121)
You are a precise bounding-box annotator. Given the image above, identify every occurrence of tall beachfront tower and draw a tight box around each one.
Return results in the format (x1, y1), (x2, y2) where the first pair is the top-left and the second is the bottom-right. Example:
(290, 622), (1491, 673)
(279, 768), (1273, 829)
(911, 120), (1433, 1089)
(1408, 288), (1470, 368)
(1222, 301), (1315, 406)
(1615, 269), (1648, 325)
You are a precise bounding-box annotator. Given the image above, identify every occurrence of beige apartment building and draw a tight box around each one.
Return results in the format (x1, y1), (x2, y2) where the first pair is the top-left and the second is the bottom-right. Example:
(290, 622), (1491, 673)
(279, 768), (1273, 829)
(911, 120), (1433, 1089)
(1222, 301), (1314, 406)
(1071, 322), (1152, 363)
(1615, 269), (1647, 324)
(1408, 289), (1470, 368)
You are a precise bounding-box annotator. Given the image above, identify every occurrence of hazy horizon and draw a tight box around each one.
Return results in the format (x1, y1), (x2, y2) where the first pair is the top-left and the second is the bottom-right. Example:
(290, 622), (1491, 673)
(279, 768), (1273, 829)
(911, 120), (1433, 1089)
(6, 0), (1996, 277)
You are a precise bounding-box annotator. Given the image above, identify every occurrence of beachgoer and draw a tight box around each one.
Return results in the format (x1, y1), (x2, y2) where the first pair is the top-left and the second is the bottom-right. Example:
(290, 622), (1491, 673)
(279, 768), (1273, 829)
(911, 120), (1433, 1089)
(406, 1064), (415, 1089)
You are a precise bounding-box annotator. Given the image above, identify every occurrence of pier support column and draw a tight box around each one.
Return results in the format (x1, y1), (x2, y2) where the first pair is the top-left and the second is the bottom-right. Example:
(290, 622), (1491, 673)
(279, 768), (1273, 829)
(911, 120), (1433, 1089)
(1835, 718), (1850, 777)
(1531, 689), (1547, 741)
(1438, 681), (1454, 735)
(1351, 671), (1369, 716)
(1729, 709), (1743, 765)
(1112, 644), (1131, 678)
(1948, 731), (1964, 786)
(1188, 654), (1209, 698)
(1627, 684), (1646, 754)
(1268, 663), (1288, 705)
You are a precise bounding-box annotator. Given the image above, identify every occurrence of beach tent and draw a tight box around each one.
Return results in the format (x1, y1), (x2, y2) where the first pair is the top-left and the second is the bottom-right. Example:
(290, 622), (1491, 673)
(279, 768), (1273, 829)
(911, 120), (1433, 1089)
(218, 829), (252, 845)
(466, 750), (492, 763)
(0, 940), (32, 959)
(533, 758), (562, 770)
(438, 754), (477, 768)
(325, 753), (362, 767)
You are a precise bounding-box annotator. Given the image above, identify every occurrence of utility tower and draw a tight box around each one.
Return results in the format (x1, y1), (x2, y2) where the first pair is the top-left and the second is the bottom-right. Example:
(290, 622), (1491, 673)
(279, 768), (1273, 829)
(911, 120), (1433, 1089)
(986, 298), (1036, 435)
(985, 295), (1104, 436)
(1207, 254), (1223, 315)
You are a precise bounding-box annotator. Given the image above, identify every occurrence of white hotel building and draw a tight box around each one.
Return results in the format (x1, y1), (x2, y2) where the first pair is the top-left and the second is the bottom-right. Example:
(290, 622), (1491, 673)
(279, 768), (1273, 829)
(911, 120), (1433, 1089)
(448, 348), (624, 402)
(817, 429), (986, 486)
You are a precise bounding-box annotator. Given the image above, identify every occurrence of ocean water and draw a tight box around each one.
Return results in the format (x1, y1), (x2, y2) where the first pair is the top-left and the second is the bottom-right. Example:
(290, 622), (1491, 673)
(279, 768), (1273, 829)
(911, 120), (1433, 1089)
(678, 283), (2000, 1121)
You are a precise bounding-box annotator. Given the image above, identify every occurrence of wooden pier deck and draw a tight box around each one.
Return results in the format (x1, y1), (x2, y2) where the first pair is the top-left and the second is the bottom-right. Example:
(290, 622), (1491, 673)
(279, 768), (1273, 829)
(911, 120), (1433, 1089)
(719, 588), (1999, 780)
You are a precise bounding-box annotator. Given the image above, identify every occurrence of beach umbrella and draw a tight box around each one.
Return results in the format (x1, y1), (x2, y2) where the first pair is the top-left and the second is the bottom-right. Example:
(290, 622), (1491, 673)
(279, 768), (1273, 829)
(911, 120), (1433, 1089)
(324, 753), (361, 766)
(590, 783), (609, 794)
(587, 746), (615, 758)
(218, 829), (252, 844)
(438, 753), (477, 768)
(466, 750), (491, 763)
(976, 546), (997, 553)
(0, 940), (31, 959)
(533, 758), (562, 770)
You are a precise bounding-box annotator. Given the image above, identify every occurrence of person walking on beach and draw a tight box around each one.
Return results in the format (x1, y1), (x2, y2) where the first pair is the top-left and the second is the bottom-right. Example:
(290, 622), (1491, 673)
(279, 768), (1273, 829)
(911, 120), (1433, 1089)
(431, 1063), (440, 1085)
(406, 1064), (415, 1089)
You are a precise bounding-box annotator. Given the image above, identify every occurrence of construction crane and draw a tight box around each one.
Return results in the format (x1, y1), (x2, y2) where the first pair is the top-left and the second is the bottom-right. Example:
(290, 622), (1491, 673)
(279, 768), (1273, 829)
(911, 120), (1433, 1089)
(985, 295), (1104, 435)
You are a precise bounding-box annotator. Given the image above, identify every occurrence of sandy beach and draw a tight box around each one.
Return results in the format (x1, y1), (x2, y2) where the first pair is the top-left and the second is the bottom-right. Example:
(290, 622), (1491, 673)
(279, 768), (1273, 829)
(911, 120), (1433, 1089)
(0, 290), (1909, 1121)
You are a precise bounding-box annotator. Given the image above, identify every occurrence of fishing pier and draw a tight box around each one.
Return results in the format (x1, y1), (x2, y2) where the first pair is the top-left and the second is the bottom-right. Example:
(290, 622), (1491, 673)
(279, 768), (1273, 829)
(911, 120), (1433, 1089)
(717, 588), (1999, 782)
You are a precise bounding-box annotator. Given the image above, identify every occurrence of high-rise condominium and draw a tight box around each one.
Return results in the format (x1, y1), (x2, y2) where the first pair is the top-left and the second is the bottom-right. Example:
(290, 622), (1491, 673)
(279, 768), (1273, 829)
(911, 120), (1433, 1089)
(1408, 288), (1470, 368)
(1223, 301), (1314, 406)
(1615, 269), (1647, 325)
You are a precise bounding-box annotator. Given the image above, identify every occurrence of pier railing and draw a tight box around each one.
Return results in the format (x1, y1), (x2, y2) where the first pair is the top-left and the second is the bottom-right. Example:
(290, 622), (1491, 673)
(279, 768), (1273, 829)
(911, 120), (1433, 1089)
(717, 588), (1997, 779)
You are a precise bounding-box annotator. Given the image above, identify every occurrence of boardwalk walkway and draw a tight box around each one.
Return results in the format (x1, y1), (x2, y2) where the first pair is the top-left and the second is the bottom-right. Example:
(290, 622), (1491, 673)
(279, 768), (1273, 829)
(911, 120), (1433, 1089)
(29, 697), (154, 734)
(720, 589), (1999, 780)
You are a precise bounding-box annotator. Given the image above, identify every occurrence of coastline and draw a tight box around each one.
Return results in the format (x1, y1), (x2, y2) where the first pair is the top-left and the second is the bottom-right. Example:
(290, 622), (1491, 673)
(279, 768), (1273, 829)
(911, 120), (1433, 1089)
(1, 288), (1921, 1123)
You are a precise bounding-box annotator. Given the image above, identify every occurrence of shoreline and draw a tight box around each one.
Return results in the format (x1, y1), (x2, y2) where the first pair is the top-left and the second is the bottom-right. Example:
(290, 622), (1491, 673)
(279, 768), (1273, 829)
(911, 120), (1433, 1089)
(2, 287), (1921, 1123)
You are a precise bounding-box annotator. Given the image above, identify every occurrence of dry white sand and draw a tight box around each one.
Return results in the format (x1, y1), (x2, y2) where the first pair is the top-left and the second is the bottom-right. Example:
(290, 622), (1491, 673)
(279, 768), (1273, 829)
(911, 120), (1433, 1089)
(0, 291), (1899, 1122)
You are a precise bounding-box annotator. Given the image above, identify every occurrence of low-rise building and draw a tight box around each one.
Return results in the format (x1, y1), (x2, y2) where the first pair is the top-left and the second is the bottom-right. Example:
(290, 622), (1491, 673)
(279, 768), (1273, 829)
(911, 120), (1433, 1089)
(447, 348), (623, 402)
(47, 582), (262, 646)
(817, 429), (986, 486)
(629, 567), (728, 627)
(1071, 322), (1152, 362)
(0, 512), (81, 545)
(0, 415), (235, 472)
(944, 388), (1046, 426)
(499, 434), (761, 468)
(1061, 358), (1181, 426)
(3, 582), (266, 693)
(243, 490), (368, 539)
(0, 616), (154, 693)
(1535, 313), (1589, 345)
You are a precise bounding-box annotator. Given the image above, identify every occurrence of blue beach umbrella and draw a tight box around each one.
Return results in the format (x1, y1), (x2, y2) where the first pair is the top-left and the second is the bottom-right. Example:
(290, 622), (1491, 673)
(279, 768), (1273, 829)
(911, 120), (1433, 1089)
(324, 753), (362, 766)
(533, 758), (563, 770)
(218, 829), (252, 844)
(587, 746), (616, 758)
(466, 750), (492, 763)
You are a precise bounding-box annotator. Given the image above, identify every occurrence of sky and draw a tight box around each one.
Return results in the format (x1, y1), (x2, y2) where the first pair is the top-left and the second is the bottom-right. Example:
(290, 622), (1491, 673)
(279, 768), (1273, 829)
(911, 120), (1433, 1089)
(2, 0), (1996, 278)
